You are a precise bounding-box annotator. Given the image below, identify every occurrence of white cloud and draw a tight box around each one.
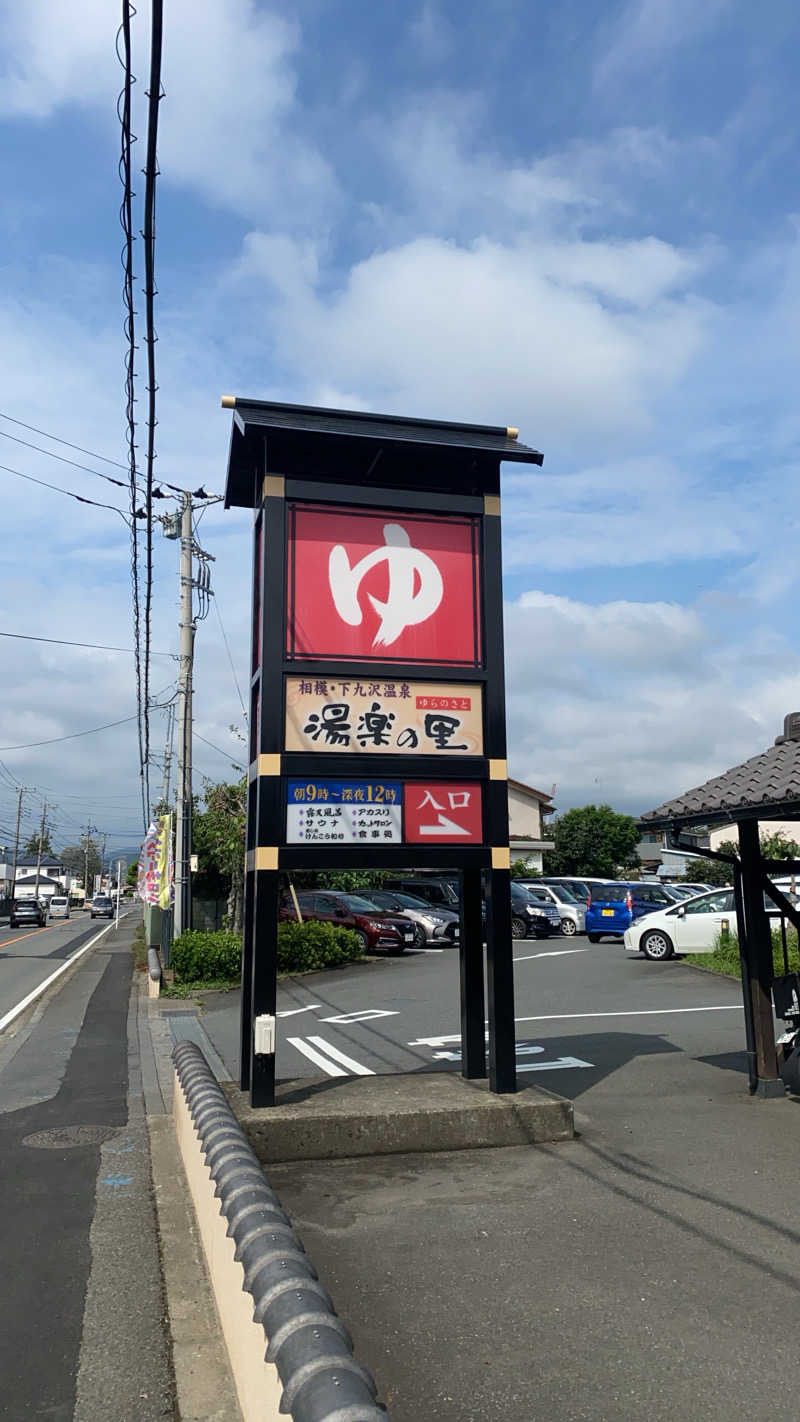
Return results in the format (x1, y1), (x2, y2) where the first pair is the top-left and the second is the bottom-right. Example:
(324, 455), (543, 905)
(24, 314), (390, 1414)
(595, 0), (733, 88)
(236, 230), (708, 451)
(504, 587), (799, 813)
(0, 0), (337, 224)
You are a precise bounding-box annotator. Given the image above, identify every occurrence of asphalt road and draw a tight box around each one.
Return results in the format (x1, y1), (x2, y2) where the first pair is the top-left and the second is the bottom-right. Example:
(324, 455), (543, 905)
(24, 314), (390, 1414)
(0, 912), (118, 1030)
(0, 914), (173, 1421)
(200, 930), (746, 1094)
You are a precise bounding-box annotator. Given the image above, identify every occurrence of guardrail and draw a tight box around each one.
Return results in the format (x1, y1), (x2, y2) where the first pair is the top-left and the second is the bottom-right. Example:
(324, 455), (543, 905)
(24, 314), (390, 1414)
(172, 1040), (387, 1421)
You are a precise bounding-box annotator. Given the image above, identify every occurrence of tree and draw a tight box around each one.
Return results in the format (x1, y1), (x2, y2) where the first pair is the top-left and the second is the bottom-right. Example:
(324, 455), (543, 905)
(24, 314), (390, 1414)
(126, 861), (139, 889)
(543, 804), (639, 879)
(60, 838), (101, 889)
(192, 778), (247, 934)
(23, 828), (54, 858)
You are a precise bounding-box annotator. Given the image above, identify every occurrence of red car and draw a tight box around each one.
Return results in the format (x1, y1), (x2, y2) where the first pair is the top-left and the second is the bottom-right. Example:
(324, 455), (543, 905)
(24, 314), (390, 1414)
(280, 890), (415, 954)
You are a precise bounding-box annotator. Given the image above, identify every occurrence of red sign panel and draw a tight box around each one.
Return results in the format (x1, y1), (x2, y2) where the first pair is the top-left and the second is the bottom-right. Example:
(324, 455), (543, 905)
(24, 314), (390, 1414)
(404, 782), (483, 843)
(287, 504), (481, 665)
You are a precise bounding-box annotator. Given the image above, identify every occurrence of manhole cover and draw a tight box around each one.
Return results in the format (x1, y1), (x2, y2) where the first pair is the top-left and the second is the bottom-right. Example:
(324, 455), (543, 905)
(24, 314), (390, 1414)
(23, 1125), (118, 1150)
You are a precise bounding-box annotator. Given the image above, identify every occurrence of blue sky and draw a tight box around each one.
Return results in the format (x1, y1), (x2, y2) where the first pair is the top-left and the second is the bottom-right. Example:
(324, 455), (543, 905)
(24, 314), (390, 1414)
(0, 0), (799, 853)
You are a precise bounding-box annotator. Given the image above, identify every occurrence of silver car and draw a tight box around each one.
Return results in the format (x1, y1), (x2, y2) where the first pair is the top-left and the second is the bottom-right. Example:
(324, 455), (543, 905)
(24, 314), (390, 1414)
(519, 881), (586, 936)
(360, 889), (460, 947)
(48, 895), (70, 919)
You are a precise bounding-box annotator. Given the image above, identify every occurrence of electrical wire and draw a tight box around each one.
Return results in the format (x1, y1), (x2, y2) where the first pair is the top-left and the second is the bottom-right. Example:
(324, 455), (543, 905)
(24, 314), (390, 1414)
(0, 411), (219, 500)
(213, 596), (247, 720)
(0, 428), (129, 490)
(0, 460), (133, 518)
(193, 731), (246, 771)
(141, 0), (164, 800)
(118, 0), (148, 831)
(0, 713), (139, 752)
(0, 630), (174, 655)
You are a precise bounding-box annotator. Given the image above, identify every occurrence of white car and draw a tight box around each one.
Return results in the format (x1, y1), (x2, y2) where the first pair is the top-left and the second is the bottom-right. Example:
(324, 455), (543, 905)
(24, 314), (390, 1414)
(624, 888), (735, 961)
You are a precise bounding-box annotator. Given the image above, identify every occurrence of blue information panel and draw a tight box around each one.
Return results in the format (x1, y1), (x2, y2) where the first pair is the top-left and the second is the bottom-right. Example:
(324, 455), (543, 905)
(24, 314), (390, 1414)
(286, 779), (403, 844)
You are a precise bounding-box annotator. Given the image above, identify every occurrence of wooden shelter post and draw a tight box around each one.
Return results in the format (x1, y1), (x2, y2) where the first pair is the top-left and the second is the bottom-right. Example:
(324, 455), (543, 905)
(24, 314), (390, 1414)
(737, 818), (783, 1096)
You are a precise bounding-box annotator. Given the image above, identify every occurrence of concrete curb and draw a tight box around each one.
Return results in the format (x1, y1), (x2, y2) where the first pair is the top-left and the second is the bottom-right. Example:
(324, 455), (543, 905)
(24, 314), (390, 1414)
(224, 1072), (574, 1164)
(173, 1040), (387, 1422)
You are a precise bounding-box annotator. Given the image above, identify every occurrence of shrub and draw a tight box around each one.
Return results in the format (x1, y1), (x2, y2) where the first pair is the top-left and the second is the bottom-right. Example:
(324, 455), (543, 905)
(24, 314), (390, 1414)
(172, 929), (241, 983)
(278, 918), (363, 973)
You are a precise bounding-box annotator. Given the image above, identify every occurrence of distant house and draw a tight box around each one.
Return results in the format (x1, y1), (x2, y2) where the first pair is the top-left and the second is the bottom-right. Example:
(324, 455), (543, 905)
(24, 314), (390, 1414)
(13, 874), (66, 901)
(708, 820), (800, 852)
(636, 826), (710, 879)
(508, 779), (555, 872)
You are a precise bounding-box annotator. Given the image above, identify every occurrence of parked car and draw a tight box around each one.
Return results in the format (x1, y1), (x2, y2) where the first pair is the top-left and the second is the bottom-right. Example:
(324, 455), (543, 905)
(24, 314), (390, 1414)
(624, 888), (736, 960)
(519, 881), (586, 936)
(680, 883), (715, 895)
(48, 895), (70, 920)
(356, 888), (459, 947)
(586, 881), (675, 941)
(383, 877), (460, 910)
(90, 895), (115, 919)
(510, 881), (560, 938)
(9, 898), (47, 928)
(280, 890), (415, 954)
(539, 876), (604, 904)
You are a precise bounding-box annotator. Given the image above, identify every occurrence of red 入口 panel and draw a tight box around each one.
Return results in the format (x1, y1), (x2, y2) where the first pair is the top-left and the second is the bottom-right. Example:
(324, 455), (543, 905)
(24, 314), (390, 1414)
(287, 504), (482, 665)
(404, 781), (483, 843)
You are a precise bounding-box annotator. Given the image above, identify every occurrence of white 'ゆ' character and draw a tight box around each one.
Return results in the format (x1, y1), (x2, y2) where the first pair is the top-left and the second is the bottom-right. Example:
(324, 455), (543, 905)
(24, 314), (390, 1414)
(328, 523), (443, 648)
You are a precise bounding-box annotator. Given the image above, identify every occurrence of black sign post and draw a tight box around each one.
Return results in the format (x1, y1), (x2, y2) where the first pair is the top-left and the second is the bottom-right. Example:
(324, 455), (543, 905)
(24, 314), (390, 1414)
(223, 399), (543, 1107)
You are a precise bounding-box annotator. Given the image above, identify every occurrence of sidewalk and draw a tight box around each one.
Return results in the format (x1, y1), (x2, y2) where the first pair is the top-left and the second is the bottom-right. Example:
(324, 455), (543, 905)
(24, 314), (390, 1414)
(143, 983), (800, 1422)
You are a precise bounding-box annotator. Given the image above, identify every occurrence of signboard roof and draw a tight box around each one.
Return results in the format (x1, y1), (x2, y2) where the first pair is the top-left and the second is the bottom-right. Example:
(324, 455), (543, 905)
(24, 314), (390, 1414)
(223, 397), (544, 507)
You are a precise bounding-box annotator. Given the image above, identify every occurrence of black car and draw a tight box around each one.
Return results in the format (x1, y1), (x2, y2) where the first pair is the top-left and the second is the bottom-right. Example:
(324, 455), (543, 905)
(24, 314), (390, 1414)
(9, 898), (47, 928)
(90, 895), (115, 919)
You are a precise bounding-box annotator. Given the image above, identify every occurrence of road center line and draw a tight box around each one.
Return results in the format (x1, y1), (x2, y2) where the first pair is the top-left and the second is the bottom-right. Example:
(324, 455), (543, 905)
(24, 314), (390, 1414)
(0, 925), (53, 948)
(514, 948), (589, 962)
(306, 1035), (375, 1075)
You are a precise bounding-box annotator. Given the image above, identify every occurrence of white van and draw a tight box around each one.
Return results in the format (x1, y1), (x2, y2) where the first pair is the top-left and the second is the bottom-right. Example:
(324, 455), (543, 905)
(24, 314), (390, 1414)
(48, 896), (70, 920)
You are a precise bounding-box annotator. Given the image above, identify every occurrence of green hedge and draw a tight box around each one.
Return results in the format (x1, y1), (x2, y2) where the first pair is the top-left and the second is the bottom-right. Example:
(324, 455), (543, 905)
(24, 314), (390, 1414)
(171, 920), (364, 983)
(172, 929), (241, 983)
(685, 926), (800, 976)
(278, 919), (364, 973)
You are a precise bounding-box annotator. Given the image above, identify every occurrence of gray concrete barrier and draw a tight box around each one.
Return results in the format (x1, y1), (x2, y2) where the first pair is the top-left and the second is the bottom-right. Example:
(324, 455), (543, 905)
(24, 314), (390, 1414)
(172, 1040), (387, 1422)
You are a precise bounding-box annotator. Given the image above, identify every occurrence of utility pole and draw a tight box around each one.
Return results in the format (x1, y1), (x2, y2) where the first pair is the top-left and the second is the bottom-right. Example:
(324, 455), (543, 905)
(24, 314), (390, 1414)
(175, 492), (195, 937)
(33, 800), (47, 900)
(83, 822), (97, 907)
(9, 786), (32, 906)
(100, 833), (108, 891)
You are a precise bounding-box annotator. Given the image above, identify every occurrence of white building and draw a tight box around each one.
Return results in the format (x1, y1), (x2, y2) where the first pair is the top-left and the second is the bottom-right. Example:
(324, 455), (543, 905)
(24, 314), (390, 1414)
(508, 778), (555, 871)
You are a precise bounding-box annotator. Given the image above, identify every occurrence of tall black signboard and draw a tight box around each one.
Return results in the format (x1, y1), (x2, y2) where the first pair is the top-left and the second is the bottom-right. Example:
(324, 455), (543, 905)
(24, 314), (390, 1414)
(223, 399), (544, 1106)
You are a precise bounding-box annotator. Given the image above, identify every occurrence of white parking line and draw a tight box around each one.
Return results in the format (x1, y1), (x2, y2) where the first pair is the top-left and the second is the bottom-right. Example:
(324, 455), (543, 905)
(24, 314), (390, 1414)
(306, 1036), (375, 1075)
(514, 948), (589, 963)
(286, 1036), (348, 1076)
(514, 1005), (742, 1023)
(277, 1005), (321, 1017)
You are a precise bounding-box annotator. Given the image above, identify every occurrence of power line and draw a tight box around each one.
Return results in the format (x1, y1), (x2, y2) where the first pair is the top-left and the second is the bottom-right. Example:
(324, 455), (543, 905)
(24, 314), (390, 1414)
(0, 428), (129, 490)
(0, 410), (129, 470)
(213, 596), (247, 720)
(194, 730), (246, 771)
(0, 713), (139, 752)
(0, 411), (220, 501)
(0, 460), (134, 518)
(141, 0), (165, 805)
(0, 630), (174, 655)
(118, 0), (147, 831)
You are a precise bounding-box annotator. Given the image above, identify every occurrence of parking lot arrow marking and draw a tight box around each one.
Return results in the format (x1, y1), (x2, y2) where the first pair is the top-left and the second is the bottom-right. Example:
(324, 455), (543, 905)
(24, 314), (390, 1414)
(320, 1009), (399, 1024)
